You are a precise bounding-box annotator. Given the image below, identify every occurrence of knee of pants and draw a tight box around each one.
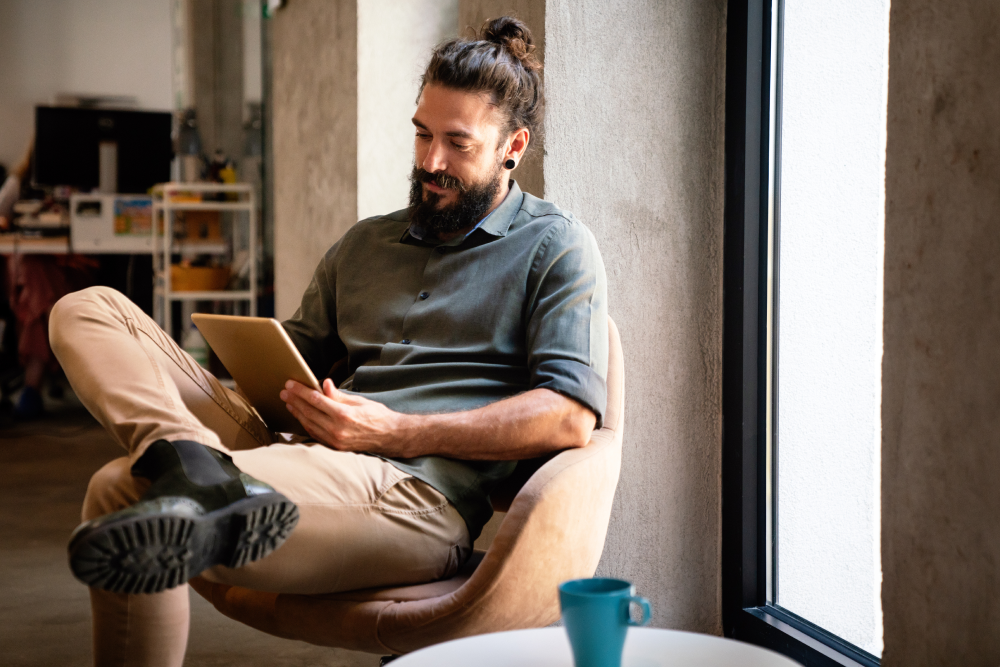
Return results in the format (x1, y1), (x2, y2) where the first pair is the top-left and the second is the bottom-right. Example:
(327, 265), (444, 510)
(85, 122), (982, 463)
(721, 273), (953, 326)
(49, 286), (125, 360)
(82, 457), (146, 521)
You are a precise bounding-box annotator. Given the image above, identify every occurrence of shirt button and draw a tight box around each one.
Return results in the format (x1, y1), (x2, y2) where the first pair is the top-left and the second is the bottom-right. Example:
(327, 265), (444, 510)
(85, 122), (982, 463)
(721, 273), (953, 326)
(401, 339), (411, 345)
(436, 247), (447, 254)
(419, 291), (429, 300)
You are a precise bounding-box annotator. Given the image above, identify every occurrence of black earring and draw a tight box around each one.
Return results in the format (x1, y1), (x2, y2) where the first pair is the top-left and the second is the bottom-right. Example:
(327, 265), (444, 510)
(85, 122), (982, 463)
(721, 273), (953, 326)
(504, 159), (516, 170)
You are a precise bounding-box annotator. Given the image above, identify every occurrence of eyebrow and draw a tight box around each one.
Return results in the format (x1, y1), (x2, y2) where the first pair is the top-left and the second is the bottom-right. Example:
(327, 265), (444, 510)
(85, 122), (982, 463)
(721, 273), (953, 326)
(412, 118), (476, 140)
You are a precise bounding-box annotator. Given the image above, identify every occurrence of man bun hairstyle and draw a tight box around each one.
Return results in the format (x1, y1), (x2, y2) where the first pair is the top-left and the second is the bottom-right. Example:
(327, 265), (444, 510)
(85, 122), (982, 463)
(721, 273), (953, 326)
(421, 16), (544, 150)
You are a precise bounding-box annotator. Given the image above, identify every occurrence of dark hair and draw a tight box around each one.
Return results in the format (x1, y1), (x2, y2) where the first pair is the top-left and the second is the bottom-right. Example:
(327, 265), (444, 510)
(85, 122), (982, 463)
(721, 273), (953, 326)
(420, 16), (544, 150)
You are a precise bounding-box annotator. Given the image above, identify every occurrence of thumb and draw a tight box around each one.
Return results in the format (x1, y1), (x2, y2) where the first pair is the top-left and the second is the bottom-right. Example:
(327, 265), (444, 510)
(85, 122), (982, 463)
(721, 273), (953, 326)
(324, 381), (368, 405)
(322, 378), (339, 398)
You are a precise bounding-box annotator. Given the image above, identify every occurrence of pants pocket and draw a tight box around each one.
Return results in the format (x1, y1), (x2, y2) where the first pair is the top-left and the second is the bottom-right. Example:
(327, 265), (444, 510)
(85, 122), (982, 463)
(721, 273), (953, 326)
(375, 475), (449, 514)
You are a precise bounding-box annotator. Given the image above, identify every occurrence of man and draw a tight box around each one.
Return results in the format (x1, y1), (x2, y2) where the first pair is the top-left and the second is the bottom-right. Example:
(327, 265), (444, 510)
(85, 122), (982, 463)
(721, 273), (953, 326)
(52, 16), (607, 666)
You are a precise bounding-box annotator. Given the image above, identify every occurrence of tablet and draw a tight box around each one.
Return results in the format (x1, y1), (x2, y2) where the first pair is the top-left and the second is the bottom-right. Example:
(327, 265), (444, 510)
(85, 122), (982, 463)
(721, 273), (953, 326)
(190, 313), (321, 435)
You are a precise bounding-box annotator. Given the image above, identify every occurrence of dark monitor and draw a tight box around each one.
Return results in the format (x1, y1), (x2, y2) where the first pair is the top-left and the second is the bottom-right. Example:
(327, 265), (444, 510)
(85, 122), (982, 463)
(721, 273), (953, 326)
(33, 106), (173, 194)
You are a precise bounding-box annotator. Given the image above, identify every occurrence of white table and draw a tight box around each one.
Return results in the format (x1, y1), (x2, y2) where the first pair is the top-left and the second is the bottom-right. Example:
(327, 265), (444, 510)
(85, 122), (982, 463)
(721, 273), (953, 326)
(392, 627), (803, 667)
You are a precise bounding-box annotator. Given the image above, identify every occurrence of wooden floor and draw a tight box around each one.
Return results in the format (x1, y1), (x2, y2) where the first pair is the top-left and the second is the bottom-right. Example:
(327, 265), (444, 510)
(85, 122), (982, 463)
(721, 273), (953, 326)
(0, 388), (378, 667)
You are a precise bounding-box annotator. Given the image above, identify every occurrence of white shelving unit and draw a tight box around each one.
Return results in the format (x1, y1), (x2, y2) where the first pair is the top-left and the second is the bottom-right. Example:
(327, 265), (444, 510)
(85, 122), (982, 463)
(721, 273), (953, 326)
(151, 182), (257, 340)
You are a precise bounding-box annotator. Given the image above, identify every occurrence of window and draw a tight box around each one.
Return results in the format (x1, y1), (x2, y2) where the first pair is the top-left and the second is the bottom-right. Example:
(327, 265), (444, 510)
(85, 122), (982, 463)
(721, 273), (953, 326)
(722, 1), (888, 665)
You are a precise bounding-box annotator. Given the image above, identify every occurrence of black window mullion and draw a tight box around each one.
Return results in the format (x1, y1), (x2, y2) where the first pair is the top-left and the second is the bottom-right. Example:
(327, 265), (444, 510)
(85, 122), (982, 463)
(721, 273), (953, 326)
(721, 2), (878, 665)
(722, 0), (771, 624)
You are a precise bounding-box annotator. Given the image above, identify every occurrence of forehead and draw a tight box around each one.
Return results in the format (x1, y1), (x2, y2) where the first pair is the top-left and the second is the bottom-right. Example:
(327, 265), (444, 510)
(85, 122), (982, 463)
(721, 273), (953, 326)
(413, 83), (502, 141)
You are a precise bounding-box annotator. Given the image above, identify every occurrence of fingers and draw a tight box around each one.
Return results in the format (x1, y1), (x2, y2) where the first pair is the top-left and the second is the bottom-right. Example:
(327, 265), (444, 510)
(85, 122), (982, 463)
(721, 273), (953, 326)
(284, 378), (368, 407)
(282, 380), (344, 413)
(281, 380), (343, 446)
(285, 396), (346, 448)
(286, 401), (326, 440)
(287, 390), (339, 427)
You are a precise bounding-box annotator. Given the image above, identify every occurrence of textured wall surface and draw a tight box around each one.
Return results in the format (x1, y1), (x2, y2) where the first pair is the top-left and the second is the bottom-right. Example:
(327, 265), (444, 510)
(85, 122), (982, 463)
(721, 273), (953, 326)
(545, 0), (726, 632)
(882, 1), (1000, 663)
(190, 0), (245, 161)
(357, 0), (458, 220)
(272, 0), (357, 319)
(459, 0), (545, 198)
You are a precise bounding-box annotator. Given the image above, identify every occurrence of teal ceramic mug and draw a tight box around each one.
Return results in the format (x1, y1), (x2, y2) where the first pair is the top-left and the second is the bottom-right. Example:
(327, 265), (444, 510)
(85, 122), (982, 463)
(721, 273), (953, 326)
(559, 578), (652, 667)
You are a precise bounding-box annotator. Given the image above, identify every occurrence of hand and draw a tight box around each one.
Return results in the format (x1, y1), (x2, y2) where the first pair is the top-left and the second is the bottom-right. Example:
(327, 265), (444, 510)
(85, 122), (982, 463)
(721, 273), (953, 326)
(279, 379), (409, 455)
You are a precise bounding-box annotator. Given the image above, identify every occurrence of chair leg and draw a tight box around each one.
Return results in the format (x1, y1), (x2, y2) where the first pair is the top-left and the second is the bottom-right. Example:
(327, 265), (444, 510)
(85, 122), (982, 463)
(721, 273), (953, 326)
(379, 656), (399, 666)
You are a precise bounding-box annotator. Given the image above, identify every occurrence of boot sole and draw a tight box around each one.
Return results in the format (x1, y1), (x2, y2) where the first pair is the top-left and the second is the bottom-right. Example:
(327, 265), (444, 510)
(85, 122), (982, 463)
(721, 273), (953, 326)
(68, 494), (299, 594)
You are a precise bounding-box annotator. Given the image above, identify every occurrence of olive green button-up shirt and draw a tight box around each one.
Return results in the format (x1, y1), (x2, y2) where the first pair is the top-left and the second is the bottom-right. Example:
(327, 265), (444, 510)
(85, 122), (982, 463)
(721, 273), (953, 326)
(282, 181), (609, 540)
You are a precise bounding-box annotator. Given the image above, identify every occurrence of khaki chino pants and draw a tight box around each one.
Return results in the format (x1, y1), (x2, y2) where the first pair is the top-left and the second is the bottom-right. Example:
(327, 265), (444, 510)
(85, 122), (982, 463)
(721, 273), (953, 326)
(50, 287), (470, 667)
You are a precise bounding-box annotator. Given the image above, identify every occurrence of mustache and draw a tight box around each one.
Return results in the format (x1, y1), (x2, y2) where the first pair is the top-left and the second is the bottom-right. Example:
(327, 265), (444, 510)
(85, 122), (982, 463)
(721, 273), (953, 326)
(412, 167), (466, 192)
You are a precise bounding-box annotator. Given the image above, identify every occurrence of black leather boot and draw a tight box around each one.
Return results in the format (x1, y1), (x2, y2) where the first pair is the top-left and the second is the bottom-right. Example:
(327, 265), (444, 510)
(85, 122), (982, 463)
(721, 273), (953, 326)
(68, 440), (299, 595)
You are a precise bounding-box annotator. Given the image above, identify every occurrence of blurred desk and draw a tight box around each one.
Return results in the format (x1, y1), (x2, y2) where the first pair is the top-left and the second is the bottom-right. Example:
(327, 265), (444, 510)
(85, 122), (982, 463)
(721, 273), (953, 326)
(0, 233), (225, 257)
(0, 233), (69, 254)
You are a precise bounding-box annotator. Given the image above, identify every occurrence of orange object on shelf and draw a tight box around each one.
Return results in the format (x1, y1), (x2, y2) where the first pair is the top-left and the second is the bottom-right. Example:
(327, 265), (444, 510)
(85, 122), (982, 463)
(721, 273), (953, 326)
(167, 191), (203, 204)
(170, 265), (231, 291)
(181, 210), (222, 239)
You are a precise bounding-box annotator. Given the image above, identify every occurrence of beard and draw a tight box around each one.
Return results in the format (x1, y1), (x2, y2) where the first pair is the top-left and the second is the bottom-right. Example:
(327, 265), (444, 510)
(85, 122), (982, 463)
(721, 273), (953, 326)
(408, 159), (503, 238)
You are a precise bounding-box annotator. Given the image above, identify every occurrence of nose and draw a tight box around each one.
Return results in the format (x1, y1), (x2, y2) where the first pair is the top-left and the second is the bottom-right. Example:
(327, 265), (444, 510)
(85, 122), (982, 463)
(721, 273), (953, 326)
(421, 138), (448, 174)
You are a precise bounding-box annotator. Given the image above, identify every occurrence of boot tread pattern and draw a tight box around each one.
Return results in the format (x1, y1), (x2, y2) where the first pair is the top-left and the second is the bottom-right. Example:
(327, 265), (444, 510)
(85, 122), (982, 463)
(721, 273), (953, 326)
(69, 495), (299, 594)
(70, 516), (197, 594)
(230, 501), (300, 568)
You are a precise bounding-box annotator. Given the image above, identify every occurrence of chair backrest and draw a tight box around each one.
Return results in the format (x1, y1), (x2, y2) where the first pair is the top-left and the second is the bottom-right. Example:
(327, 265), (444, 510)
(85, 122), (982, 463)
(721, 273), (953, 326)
(192, 318), (625, 656)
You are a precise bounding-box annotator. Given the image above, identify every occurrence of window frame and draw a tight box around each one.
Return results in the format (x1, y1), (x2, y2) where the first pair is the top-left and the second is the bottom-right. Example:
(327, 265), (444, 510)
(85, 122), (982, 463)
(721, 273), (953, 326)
(721, 2), (881, 665)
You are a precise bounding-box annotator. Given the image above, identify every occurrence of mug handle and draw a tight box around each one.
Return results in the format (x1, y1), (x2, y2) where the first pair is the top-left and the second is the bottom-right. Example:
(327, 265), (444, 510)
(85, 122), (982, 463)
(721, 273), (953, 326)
(623, 596), (652, 627)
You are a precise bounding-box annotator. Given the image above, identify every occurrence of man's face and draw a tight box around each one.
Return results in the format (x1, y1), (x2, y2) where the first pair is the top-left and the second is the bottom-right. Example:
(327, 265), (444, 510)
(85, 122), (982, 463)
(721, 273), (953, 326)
(409, 84), (508, 236)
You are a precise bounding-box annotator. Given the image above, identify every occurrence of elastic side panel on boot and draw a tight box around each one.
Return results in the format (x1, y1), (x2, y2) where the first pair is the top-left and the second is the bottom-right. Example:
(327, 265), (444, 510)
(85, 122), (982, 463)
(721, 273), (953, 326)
(171, 440), (233, 486)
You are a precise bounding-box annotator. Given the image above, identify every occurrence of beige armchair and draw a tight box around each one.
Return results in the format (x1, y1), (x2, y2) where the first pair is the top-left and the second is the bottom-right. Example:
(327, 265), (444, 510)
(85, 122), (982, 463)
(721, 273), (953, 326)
(191, 318), (625, 656)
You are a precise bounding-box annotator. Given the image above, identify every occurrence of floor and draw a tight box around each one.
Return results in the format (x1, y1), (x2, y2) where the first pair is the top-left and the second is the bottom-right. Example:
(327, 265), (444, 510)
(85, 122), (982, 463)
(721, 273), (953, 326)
(0, 387), (379, 667)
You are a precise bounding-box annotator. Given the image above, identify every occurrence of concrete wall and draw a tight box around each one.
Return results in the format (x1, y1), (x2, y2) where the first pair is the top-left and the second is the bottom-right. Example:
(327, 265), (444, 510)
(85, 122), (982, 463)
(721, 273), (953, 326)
(545, 0), (726, 632)
(270, 0), (728, 632)
(458, 0), (545, 198)
(357, 0), (458, 220)
(881, 1), (1000, 663)
(0, 0), (173, 169)
(189, 0), (245, 161)
(273, 0), (458, 318)
(271, 0), (357, 320)
(243, 0), (262, 103)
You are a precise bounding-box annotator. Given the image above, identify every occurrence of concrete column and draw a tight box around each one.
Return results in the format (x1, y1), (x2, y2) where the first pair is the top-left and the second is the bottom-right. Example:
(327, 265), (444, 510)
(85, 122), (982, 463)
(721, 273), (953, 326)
(272, 0), (459, 318)
(271, 0), (358, 319)
(458, 0), (545, 198)
(189, 0), (245, 161)
(545, 0), (726, 632)
(357, 0), (458, 220)
(271, 2), (728, 635)
(882, 1), (1000, 663)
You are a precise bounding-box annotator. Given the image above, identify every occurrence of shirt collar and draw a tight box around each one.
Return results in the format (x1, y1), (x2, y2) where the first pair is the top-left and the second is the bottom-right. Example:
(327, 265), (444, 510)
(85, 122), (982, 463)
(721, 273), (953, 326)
(401, 180), (523, 246)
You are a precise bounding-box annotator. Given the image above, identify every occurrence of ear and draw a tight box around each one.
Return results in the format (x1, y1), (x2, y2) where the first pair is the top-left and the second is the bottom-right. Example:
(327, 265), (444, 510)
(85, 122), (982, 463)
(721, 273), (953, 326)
(503, 127), (531, 168)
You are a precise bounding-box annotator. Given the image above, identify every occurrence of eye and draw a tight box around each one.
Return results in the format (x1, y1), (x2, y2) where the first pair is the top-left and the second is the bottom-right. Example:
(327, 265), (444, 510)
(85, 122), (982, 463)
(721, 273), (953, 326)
(451, 142), (471, 151)
(415, 132), (431, 141)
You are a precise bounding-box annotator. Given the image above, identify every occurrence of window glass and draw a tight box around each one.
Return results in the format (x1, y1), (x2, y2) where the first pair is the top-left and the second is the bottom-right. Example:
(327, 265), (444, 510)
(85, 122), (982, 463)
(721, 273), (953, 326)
(772, 0), (890, 656)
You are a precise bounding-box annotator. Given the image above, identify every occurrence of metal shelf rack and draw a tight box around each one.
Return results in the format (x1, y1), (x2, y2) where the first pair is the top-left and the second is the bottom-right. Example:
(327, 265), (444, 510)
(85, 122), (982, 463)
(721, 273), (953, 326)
(151, 182), (257, 340)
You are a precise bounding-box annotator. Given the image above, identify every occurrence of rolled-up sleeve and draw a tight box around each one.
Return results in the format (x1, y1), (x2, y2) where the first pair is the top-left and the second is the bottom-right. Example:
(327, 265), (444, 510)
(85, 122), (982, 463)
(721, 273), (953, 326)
(525, 218), (609, 427)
